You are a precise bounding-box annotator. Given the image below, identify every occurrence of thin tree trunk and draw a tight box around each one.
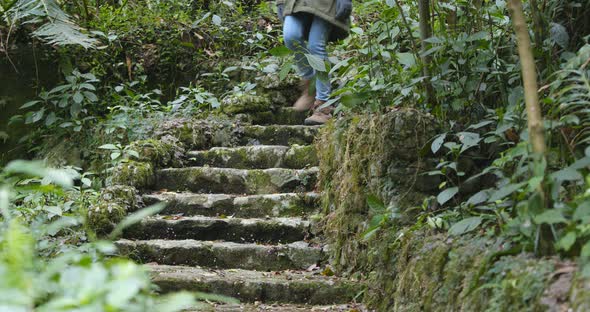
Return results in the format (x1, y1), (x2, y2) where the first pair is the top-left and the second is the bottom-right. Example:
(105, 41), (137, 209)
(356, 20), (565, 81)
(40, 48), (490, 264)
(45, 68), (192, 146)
(418, 0), (436, 106)
(508, 0), (546, 155)
(509, 0), (551, 256)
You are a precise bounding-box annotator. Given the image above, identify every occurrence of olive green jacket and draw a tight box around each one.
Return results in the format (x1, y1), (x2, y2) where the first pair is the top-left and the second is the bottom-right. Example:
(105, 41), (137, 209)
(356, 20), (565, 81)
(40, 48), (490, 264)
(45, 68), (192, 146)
(277, 0), (350, 42)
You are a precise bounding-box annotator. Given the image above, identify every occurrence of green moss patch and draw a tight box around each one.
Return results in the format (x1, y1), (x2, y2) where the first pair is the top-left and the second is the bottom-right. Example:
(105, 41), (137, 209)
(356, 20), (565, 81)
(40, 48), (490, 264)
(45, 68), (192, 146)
(109, 161), (155, 190)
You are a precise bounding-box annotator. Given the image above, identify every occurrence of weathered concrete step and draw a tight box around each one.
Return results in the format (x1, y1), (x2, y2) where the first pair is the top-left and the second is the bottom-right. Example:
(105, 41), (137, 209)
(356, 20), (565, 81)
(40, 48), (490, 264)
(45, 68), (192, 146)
(116, 239), (324, 271)
(197, 303), (369, 311)
(249, 107), (308, 125)
(240, 125), (319, 146)
(149, 265), (362, 305)
(186, 145), (317, 169)
(124, 216), (310, 244)
(156, 167), (318, 195)
(142, 192), (319, 218)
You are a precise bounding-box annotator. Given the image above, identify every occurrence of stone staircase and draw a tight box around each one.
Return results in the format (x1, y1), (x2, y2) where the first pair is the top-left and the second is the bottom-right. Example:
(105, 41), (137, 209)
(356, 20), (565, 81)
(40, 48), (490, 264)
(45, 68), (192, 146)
(115, 107), (364, 311)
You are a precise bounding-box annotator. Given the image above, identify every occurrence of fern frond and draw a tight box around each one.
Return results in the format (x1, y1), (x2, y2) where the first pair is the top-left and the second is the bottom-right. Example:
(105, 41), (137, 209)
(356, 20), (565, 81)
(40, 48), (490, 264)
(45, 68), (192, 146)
(33, 19), (97, 48)
(7, 0), (97, 48)
(550, 44), (590, 150)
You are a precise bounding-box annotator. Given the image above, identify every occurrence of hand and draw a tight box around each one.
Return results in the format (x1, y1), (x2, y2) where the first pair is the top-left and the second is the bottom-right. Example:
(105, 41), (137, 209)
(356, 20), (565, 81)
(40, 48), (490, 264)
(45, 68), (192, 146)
(335, 0), (352, 21)
(277, 4), (285, 22)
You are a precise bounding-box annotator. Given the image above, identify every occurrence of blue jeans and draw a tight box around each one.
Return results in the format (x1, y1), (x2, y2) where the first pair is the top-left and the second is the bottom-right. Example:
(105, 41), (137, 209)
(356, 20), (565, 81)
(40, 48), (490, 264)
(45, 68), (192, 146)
(283, 13), (332, 101)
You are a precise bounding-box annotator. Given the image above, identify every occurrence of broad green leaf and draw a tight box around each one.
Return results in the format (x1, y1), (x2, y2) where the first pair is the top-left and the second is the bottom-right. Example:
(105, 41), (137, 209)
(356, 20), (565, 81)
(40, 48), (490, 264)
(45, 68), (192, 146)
(73, 91), (84, 104)
(466, 31), (488, 42)
(573, 202), (590, 222)
(551, 167), (583, 182)
(80, 83), (96, 90)
(448, 217), (482, 236)
(279, 61), (292, 81)
(367, 194), (385, 213)
(154, 292), (199, 312)
(45, 112), (57, 126)
(488, 182), (526, 202)
(4, 160), (74, 188)
(467, 120), (494, 129)
(269, 45), (291, 57)
(20, 100), (40, 109)
(31, 108), (45, 123)
(467, 190), (488, 206)
(212, 15), (222, 26)
(457, 132), (481, 153)
(305, 54), (326, 72)
(431, 133), (446, 154)
(43, 206), (62, 217)
(556, 232), (577, 251)
(437, 187), (459, 205)
(397, 52), (416, 68)
(83, 91), (98, 102)
(127, 150), (140, 159)
(81, 177), (92, 187)
(98, 144), (118, 150)
(533, 209), (567, 225)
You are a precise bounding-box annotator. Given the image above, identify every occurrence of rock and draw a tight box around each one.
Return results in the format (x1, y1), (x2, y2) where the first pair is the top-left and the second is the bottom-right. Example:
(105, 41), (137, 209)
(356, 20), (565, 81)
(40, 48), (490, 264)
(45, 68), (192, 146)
(222, 93), (272, 115)
(148, 264), (362, 304)
(116, 239), (325, 271)
(142, 192), (319, 217)
(239, 125), (320, 146)
(109, 161), (155, 190)
(127, 136), (185, 168)
(124, 216), (310, 244)
(187, 145), (317, 169)
(88, 185), (139, 236)
(155, 167), (318, 195)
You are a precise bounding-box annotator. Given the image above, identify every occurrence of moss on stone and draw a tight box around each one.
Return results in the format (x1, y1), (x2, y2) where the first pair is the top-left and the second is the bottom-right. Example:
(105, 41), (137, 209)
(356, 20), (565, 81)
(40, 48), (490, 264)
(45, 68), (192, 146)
(109, 161), (155, 190)
(154, 116), (239, 150)
(284, 145), (318, 169)
(315, 109), (587, 310)
(127, 136), (185, 168)
(88, 185), (138, 236)
(222, 93), (272, 115)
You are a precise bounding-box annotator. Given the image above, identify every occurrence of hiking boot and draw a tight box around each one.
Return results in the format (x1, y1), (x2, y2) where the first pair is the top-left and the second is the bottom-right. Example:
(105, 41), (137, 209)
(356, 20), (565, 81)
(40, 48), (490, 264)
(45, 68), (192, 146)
(293, 79), (315, 112)
(304, 100), (332, 125)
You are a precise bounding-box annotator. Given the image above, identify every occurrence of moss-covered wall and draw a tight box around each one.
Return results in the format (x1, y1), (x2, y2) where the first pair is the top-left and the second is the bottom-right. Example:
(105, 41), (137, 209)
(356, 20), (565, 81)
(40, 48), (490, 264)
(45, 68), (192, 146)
(316, 109), (590, 311)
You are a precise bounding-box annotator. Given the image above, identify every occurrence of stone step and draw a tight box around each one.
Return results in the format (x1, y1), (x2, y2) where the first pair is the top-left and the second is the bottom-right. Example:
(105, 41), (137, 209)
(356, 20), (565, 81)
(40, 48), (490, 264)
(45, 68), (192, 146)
(149, 265), (362, 305)
(239, 125), (319, 146)
(196, 303), (368, 311)
(142, 192), (320, 218)
(186, 145), (317, 169)
(116, 239), (325, 271)
(249, 107), (308, 125)
(124, 216), (310, 244)
(155, 167), (318, 195)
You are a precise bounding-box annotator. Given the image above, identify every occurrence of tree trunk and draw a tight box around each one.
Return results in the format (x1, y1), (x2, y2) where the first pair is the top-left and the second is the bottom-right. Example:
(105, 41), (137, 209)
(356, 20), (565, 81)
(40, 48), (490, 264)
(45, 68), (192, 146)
(508, 0), (551, 256)
(508, 0), (546, 155)
(418, 0), (436, 106)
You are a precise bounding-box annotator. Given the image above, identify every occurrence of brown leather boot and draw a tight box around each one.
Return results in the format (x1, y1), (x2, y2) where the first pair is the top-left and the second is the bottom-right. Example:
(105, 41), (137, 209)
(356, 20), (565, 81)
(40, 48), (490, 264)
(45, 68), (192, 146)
(293, 79), (316, 112)
(304, 100), (332, 125)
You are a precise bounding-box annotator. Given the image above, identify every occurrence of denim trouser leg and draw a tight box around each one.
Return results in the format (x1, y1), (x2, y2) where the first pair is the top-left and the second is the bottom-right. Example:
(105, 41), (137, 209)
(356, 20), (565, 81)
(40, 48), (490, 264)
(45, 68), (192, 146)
(283, 14), (332, 101)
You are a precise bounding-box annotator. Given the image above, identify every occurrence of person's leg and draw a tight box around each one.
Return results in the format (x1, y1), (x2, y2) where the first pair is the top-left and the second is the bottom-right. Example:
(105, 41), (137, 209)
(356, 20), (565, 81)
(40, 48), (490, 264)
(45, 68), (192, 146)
(283, 14), (314, 81)
(307, 15), (332, 102)
(283, 14), (316, 111)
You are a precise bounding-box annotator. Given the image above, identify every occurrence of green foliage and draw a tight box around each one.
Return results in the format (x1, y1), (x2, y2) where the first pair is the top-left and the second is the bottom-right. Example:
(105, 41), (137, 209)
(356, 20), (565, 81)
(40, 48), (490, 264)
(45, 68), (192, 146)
(4, 0), (97, 48)
(20, 70), (100, 132)
(0, 160), (238, 310)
